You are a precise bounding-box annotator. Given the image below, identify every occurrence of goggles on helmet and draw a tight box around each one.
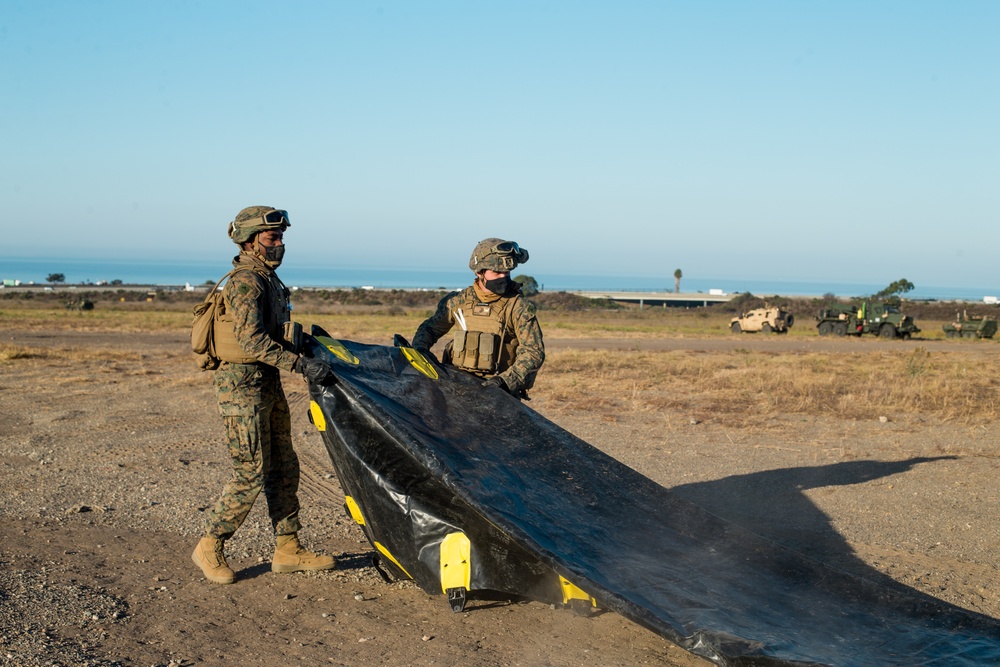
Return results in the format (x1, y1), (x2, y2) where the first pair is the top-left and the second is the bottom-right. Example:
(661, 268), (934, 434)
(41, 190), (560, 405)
(492, 241), (527, 271)
(469, 237), (529, 272)
(229, 206), (292, 244)
(492, 241), (520, 255)
(263, 209), (290, 226)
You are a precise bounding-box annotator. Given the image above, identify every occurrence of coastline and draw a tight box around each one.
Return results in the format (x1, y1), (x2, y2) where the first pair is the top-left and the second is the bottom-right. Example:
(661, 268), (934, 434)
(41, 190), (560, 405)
(2, 256), (997, 302)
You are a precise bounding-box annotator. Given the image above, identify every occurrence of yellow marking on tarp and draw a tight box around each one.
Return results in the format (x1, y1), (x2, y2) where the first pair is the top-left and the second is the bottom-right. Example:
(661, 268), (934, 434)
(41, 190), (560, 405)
(308, 401), (326, 431)
(375, 541), (412, 579)
(559, 576), (596, 607)
(401, 346), (439, 379)
(344, 496), (365, 526)
(315, 335), (360, 364)
(440, 532), (471, 593)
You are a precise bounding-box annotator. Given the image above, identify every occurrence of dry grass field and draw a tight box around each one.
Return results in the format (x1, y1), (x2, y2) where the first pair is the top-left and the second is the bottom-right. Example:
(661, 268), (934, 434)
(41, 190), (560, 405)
(5, 294), (998, 429)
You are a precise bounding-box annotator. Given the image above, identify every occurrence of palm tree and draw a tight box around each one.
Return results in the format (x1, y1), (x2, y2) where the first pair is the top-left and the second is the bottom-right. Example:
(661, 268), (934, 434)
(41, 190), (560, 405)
(673, 268), (682, 293)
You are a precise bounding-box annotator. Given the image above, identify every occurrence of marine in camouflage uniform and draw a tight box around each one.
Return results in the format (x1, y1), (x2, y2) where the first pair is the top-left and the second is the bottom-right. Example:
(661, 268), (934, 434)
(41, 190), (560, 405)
(412, 238), (544, 398)
(192, 206), (336, 585)
(208, 250), (300, 541)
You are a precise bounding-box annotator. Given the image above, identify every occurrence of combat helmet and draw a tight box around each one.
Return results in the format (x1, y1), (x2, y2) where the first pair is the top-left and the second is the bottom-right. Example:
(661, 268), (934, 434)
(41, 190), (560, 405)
(469, 238), (529, 273)
(227, 206), (291, 244)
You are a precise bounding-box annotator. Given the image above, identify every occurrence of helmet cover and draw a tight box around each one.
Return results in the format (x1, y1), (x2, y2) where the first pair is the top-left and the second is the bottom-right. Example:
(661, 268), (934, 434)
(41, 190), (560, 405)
(227, 206), (291, 244)
(469, 237), (529, 273)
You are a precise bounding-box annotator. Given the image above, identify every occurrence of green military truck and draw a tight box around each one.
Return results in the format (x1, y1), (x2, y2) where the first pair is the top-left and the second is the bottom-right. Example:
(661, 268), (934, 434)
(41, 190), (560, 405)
(943, 311), (997, 339)
(816, 301), (920, 339)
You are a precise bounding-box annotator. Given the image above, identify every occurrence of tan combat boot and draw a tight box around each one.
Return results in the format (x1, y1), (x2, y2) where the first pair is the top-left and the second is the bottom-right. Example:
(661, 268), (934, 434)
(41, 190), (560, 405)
(191, 536), (236, 584)
(271, 534), (336, 573)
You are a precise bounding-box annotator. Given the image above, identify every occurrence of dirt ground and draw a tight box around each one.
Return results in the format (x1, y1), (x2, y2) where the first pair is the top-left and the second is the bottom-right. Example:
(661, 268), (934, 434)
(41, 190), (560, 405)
(2, 329), (999, 666)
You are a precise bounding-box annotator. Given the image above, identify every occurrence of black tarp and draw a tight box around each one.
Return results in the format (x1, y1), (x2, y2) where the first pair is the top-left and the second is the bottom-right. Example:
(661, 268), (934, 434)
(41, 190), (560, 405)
(304, 332), (1000, 666)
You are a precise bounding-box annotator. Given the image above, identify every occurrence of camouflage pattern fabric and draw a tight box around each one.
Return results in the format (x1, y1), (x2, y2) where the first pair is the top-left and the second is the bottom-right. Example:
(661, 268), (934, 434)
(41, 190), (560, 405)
(412, 281), (544, 394)
(228, 205), (290, 244)
(205, 364), (301, 540)
(223, 253), (298, 372)
(468, 237), (528, 272)
(203, 250), (301, 540)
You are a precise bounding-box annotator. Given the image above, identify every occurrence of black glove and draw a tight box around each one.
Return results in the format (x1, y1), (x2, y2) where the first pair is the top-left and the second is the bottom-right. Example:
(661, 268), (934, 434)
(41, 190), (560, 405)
(395, 333), (439, 363)
(297, 356), (335, 385)
(482, 376), (512, 395)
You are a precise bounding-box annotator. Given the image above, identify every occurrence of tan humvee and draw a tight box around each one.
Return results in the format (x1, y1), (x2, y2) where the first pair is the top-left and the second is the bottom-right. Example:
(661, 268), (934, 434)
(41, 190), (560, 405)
(730, 307), (794, 334)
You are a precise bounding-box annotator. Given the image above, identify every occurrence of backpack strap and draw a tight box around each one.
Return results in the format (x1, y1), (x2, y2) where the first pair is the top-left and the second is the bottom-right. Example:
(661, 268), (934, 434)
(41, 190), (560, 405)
(202, 263), (270, 304)
(498, 293), (521, 339)
(200, 269), (237, 305)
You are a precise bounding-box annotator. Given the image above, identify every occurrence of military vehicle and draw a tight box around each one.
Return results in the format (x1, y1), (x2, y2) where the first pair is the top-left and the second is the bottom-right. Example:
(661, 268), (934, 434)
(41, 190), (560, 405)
(64, 297), (94, 311)
(815, 303), (858, 337)
(943, 311), (997, 339)
(730, 306), (794, 334)
(815, 301), (919, 339)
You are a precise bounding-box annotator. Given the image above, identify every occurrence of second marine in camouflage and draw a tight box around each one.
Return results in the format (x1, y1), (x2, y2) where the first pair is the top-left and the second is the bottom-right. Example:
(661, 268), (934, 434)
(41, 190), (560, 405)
(412, 238), (544, 398)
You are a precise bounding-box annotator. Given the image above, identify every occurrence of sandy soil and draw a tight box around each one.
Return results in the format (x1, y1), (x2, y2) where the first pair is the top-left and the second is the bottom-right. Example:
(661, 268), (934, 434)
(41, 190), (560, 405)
(2, 329), (998, 666)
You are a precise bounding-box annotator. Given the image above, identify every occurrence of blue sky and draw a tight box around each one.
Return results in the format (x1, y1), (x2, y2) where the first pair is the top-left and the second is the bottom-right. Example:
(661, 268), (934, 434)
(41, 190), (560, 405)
(3, 1), (998, 288)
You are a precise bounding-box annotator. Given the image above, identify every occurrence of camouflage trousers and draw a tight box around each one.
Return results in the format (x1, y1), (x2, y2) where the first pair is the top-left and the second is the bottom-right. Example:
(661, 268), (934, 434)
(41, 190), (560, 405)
(204, 363), (301, 541)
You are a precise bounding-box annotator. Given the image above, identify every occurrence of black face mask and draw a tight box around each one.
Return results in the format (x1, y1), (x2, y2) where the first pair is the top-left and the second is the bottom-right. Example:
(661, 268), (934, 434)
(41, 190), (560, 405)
(263, 244), (285, 267)
(254, 238), (285, 268)
(484, 276), (510, 295)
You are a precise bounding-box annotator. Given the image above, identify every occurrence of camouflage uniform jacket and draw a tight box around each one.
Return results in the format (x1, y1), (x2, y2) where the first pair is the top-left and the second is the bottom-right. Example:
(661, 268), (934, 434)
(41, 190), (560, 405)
(412, 282), (544, 393)
(221, 252), (299, 373)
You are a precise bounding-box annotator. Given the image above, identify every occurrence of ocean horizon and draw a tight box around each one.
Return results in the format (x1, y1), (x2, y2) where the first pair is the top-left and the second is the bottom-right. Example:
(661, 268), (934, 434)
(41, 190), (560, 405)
(2, 256), (997, 302)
